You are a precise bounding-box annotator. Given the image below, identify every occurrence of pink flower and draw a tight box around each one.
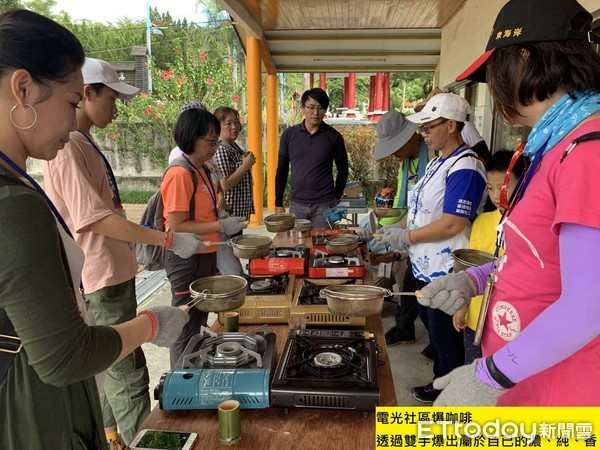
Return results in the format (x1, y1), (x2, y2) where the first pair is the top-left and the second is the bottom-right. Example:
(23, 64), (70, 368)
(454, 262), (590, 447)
(207, 77), (214, 85)
(140, 92), (149, 99)
(146, 107), (153, 116)
(227, 59), (234, 67)
(233, 94), (240, 103)
(199, 52), (207, 60)
(156, 103), (165, 110)
(154, 114), (161, 120)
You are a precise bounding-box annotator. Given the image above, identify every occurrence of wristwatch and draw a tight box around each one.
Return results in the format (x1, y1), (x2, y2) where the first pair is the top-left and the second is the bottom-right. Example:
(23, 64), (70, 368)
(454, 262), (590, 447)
(485, 356), (516, 389)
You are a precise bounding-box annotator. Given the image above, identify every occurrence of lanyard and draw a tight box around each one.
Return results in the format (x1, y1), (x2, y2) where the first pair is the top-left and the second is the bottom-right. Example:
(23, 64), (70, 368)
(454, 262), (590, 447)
(0, 150), (74, 239)
(409, 143), (467, 224)
(77, 129), (122, 207)
(181, 154), (218, 217)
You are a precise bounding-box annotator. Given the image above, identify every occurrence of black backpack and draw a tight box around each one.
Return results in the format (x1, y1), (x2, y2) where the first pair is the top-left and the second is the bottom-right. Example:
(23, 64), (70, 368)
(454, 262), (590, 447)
(135, 159), (198, 271)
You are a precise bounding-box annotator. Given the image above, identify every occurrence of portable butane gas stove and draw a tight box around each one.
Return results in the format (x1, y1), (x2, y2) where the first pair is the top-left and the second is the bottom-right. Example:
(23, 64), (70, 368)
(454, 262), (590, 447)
(289, 278), (366, 327)
(308, 247), (365, 278)
(270, 329), (380, 414)
(218, 273), (296, 324)
(248, 246), (308, 276)
(155, 325), (276, 410)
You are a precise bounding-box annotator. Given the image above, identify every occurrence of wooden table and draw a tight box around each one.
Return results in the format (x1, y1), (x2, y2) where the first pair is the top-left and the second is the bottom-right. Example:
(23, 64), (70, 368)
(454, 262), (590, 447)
(140, 232), (396, 449)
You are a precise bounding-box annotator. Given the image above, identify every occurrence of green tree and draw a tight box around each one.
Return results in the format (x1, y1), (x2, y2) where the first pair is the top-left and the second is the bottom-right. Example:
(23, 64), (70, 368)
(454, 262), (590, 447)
(1, 0), (23, 12)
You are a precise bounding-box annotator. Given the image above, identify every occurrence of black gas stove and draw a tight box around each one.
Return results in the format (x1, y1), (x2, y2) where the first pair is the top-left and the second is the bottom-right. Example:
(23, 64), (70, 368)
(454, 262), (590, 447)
(244, 272), (290, 296)
(297, 278), (357, 305)
(270, 329), (380, 414)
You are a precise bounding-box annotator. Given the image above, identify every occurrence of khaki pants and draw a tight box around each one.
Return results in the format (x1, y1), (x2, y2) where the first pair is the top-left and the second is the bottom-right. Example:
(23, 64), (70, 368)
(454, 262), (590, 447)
(86, 278), (150, 445)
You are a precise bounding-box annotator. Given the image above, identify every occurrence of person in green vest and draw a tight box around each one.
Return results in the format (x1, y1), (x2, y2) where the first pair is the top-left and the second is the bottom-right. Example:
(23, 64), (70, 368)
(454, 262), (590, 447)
(370, 111), (432, 347)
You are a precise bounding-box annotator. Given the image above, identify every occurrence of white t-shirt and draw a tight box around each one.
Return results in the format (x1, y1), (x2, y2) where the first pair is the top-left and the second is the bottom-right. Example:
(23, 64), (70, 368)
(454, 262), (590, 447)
(407, 147), (486, 283)
(168, 146), (184, 163)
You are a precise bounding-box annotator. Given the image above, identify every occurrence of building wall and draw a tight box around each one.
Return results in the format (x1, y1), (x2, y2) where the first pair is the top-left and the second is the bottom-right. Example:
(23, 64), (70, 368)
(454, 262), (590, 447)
(440, 0), (600, 88)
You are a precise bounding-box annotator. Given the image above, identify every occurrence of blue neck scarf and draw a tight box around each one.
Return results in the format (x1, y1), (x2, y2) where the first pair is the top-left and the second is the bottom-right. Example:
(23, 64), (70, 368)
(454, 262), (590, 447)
(524, 91), (600, 161)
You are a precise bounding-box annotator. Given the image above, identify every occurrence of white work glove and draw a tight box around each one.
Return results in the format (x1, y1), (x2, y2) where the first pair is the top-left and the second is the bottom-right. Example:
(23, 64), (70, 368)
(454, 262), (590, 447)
(354, 227), (373, 241)
(167, 231), (206, 258)
(433, 359), (504, 406)
(418, 271), (478, 315)
(220, 216), (248, 236)
(379, 227), (412, 250)
(139, 306), (190, 347)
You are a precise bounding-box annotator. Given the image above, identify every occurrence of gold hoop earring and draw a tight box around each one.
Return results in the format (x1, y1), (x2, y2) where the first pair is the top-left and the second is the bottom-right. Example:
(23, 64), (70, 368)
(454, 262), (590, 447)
(9, 103), (38, 130)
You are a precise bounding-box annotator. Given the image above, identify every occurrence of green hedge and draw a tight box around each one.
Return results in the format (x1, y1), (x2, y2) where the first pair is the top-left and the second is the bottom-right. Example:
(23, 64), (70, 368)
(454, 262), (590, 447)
(120, 190), (155, 204)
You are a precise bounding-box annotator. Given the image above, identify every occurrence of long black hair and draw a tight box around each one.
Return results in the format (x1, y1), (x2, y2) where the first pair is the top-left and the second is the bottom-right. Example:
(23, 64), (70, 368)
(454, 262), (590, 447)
(0, 10), (85, 87)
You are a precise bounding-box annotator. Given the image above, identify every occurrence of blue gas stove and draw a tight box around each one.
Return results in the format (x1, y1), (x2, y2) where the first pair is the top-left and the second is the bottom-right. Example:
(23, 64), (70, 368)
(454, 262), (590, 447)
(154, 325), (276, 410)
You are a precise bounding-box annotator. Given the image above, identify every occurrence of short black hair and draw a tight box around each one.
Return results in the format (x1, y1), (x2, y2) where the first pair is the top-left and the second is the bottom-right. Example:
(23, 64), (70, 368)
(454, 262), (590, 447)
(487, 149), (525, 178)
(487, 13), (600, 121)
(173, 108), (221, 155)
(301, 88), (329, 110)
(0, 10), (84, 86)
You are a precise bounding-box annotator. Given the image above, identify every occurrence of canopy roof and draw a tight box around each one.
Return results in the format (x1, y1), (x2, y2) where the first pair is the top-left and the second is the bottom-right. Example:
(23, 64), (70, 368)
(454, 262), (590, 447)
(218, 0), (468, 73)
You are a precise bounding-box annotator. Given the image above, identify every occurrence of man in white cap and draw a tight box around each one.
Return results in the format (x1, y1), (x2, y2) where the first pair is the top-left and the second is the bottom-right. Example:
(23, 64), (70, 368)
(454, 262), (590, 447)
(369, 111), (433, 349)
(42, 58), (205, 449)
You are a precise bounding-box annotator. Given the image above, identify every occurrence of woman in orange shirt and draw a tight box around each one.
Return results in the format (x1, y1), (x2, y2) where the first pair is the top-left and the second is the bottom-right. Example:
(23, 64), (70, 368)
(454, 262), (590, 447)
(161, 108), (247, 367)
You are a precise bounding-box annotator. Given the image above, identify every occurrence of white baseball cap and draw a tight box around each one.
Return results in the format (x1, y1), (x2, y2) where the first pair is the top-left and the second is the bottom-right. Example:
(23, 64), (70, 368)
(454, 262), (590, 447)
(407, 93), (471, 124)
(82, 58), (139, 100)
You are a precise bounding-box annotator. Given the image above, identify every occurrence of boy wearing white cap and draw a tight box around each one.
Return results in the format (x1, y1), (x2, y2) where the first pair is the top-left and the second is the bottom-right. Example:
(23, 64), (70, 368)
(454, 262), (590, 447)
(42, 58), (204, 448)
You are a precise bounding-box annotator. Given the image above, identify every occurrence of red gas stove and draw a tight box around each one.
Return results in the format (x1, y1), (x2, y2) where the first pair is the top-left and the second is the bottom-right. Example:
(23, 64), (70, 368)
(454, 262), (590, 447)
(308, 247), (365, 278)
(248, 246), (308, 276)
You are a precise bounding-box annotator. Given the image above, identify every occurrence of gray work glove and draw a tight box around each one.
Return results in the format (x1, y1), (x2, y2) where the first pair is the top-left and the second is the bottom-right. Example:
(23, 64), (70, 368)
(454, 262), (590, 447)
(220, 216), (248, 236)
(167, 232), (206, 258)
(354, 227), (373, 241)
(379, 227), (412, 250)
(140, 306), (190, 347)
(218, 209), (230, 219)
(418, 271), (478, 315)
(433, 360), (504, 406)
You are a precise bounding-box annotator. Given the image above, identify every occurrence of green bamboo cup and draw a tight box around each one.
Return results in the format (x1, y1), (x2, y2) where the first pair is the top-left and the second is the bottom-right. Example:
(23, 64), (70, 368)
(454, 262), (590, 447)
(223, 311), (239, 332)
(218, 399), (241, 445)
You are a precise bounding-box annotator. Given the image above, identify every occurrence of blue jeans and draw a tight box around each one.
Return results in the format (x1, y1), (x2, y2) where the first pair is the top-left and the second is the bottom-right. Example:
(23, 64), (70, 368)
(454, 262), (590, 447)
(290, 199), (336, 229)
(417, 279), (464, 378)
(217, 231), (244, 276)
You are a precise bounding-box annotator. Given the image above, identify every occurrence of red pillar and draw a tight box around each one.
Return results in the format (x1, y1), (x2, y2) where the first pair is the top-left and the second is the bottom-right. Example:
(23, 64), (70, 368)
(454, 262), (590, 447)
(347, 73), (356, 110)
(309, 73), (314, 89)
(319, 73), (326, 90)
(374, 72), (383, 111)
(369, 75), (376, 112)
(343, 76), (349, 108)
(382, 73), (390, 112)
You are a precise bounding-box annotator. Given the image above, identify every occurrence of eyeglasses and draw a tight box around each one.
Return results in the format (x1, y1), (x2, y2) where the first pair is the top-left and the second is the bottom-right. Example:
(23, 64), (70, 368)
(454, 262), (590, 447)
(499, 141), (527, 212)
(303, 104), (326, 113)
(200, 137), (220, 146)
(417, 119), (448, 136)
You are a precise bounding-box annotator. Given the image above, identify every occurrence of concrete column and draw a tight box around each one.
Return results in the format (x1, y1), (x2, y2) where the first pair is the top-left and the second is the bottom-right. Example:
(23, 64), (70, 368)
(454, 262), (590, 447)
(266, 72), (278, 211)
(246, 36), (263, 225)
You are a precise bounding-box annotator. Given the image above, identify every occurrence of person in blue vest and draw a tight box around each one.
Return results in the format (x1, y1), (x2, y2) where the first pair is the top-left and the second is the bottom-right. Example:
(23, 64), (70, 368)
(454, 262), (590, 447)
(369, 111), (432, 347)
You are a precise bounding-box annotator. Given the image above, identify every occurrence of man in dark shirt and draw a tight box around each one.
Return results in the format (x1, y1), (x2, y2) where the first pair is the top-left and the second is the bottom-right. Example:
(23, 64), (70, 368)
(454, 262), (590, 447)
(275, 88), (349, 228)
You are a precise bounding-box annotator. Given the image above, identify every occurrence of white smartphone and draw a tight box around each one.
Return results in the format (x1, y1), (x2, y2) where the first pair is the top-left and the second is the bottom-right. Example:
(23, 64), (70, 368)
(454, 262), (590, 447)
(129, 429), (198, 450)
